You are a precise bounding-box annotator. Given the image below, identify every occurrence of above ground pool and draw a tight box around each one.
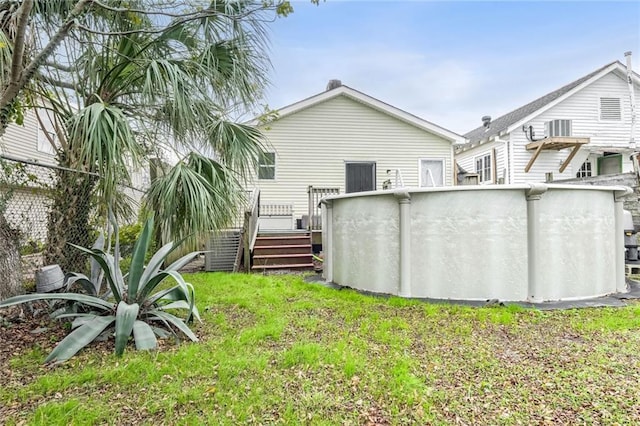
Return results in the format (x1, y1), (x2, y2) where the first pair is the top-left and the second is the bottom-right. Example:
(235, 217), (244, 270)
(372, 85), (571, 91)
(321, 184), (632, 303)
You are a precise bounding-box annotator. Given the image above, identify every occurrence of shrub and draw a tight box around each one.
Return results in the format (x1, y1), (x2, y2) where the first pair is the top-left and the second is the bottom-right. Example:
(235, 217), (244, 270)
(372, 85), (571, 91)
(0, 219), (200, 363)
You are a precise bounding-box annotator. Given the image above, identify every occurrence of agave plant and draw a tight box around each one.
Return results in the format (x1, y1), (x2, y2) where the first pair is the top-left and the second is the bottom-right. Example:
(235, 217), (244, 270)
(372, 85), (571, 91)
(0, 218), (200, 363)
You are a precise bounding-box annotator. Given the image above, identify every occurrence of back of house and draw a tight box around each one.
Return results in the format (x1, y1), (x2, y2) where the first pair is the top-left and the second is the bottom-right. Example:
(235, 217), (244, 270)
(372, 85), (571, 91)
(250, 81), (464, 231)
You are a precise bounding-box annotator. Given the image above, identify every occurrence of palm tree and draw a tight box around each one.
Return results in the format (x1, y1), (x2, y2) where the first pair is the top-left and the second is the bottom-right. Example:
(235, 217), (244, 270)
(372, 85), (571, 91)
(24, 1), (277, 272)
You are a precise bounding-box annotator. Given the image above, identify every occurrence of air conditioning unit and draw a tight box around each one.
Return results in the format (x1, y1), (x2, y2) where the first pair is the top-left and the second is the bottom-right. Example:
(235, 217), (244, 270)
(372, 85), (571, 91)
(545, 119), (572, 138)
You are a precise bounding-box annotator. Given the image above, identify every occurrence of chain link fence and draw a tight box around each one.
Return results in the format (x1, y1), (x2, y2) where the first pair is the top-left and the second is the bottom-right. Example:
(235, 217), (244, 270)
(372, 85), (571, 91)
(0, 155), (145, 283)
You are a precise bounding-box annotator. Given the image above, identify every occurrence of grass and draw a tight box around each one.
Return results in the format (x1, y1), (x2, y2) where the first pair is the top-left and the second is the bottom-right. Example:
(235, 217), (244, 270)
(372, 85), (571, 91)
(3, 273), (640, 424)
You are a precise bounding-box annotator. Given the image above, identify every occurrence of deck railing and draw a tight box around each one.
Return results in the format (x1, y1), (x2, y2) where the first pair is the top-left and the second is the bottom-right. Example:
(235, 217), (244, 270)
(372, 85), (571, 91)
(307, 186), (340, 231)
(260, 203), (293, 216)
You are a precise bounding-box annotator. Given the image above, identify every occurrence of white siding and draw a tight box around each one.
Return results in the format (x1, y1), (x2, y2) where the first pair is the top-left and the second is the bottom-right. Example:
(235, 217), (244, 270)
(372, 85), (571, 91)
(511, 72), (639, 183)
(0, 109), (57, 165)
(254, 95), (454, 221)
(455, 141), (507, 184)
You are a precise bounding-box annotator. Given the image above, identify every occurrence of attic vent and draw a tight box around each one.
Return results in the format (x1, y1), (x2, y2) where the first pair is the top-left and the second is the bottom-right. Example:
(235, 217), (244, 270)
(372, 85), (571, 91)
(600, 97), (621, 120)
(545, 119), (572, 137)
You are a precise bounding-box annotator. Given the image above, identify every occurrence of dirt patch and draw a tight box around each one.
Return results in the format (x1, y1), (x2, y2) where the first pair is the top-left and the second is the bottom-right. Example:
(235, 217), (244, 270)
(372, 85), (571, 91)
(0, 303), (67, 369)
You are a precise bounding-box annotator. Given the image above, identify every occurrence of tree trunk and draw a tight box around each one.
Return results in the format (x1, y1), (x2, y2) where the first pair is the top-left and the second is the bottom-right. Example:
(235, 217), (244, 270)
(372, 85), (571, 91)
(44, 163), (96, 274)
(0, 214), (23, 300)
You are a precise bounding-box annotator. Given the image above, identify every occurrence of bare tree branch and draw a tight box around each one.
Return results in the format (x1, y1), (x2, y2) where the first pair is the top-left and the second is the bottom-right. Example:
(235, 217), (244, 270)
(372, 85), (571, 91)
(92, 0), (203, 19)
(37, 72), (90, 99)
(0, 0), (93, 127)
(76, 3), (274, 37)
(43, 60), (74, 73)
(7, 0), (33, 86)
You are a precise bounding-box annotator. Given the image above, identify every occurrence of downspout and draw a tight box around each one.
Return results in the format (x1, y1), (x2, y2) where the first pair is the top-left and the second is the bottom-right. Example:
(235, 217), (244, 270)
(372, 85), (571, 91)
(625, 51), (636, 150)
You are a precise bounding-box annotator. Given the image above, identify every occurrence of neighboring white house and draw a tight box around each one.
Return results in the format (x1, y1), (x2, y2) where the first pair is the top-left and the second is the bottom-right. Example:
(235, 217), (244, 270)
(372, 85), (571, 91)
(1, 107), (60, 165)
(455, 54), (640, 184)
(0, 108), (149, 246)
(249, 81), (465, 229)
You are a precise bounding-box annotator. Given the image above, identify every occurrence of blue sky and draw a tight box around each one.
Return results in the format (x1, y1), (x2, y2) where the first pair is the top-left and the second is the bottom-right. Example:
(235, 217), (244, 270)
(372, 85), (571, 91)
(264, 1), (640, 134)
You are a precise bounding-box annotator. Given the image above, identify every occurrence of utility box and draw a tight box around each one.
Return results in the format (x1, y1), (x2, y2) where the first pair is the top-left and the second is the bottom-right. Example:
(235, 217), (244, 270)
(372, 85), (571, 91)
(624, 210), (638, 261)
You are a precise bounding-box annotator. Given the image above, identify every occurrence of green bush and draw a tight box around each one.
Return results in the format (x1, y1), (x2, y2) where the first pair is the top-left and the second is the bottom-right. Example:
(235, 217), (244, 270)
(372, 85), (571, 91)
(19, 239), (44, 255)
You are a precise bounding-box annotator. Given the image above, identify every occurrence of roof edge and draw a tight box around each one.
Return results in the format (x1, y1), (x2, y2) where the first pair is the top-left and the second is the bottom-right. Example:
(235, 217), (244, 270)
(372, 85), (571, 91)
(249, 85), (466, 144)
(504, 62), (631, 134)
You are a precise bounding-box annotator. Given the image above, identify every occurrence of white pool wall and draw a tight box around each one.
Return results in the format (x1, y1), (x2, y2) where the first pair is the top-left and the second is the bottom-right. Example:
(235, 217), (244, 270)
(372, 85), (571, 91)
(321, 184), (631, 303)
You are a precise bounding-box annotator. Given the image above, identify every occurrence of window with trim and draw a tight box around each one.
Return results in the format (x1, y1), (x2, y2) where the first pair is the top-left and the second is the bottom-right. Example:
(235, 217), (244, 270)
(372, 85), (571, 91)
(475, 153), (492, 183)
(576, 161), (592, 178)
(258, 152), (275, 180)
(600, 97), (621, 120)
(37, 124), (56, 154)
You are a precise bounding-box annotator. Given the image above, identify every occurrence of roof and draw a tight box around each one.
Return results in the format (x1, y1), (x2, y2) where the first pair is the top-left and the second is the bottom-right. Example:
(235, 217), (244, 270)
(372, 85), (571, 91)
(461, 61), (639, 147)
(250, 84), (466, 144)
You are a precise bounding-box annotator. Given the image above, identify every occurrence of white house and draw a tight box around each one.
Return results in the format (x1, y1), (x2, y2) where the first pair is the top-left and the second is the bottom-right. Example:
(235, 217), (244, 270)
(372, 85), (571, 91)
(0, 108), (149, 247)
(455, 53), (640, 184)
(1, 107), (59, 165)
(250, 81), (465, 230)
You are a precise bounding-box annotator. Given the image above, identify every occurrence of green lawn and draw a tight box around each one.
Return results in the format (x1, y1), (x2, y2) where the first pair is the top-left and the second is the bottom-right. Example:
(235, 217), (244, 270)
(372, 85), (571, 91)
(2, 273), (640, 425)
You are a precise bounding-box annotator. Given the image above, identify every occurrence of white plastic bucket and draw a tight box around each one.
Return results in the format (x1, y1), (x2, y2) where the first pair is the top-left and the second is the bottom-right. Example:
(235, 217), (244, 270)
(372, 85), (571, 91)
(35, 264), (65, 293)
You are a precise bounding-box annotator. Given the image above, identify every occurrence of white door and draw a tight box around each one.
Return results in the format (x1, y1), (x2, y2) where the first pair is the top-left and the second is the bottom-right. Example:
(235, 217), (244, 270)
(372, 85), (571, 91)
(420, 159), (444, 187)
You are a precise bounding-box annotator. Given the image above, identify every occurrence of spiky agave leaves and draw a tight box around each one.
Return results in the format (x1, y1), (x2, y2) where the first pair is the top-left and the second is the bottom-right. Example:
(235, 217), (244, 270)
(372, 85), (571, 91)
(0, 218), (200, 363)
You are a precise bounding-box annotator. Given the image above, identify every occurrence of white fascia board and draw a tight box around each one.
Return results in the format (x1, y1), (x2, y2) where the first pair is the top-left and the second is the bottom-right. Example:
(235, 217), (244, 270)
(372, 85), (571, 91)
(505, 63), (621, 134)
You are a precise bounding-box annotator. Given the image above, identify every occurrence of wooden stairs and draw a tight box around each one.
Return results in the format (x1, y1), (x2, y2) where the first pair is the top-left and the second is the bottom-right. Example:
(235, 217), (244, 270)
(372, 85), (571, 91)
(251, 232), (314, 272)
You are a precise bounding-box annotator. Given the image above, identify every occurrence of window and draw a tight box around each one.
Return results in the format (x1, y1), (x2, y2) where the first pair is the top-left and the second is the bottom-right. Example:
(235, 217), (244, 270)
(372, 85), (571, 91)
(576, 161), (592, 178)
(545, 119), (572, 137)
(345, 162), (376, 193)
(258, 152), (275, 180)
(419, 159), (444, 187)
(475, 153), (492, 183)
(37, 127), (56, 154)
(600, 97), (621, 120)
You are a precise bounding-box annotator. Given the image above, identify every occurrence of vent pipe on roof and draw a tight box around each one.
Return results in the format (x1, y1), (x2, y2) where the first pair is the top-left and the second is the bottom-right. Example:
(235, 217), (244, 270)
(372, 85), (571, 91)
(482, 115), (491, 129)
(326, 79), (342, 91)
(625, 51), (636, 149)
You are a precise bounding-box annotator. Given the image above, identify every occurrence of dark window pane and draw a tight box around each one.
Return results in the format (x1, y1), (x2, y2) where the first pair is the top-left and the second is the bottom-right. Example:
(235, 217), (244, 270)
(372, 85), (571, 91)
(259, 152), (275, 167)
(258, 166), (275, 180)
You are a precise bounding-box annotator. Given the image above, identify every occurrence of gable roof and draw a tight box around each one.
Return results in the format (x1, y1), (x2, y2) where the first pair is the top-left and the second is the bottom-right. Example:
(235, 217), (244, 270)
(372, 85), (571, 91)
(462, 61), (639, 146)
(251, 84), (466, 144)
